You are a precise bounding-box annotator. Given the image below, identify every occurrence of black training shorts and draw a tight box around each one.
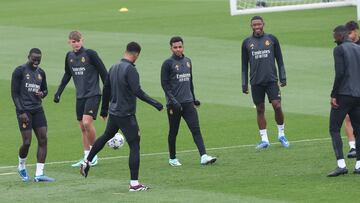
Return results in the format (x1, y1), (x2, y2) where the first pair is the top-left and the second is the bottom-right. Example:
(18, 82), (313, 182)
(251, 82), (281, 105)
(76, 95), (101, 121)
(16, 107), (47, 131)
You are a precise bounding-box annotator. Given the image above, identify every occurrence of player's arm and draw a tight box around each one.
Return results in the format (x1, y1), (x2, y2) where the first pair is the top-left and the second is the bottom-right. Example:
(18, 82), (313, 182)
(272, 35), (286, 86)
(330, 46), (345, 107)
(189, 61), (200, 107)
(241, 39), (250, 94)
(54, 53), (72, 103)
(100, 71), (111, 119)
(36, 69), (48, 98)
(128, 67), (163, 111)
(86, 49), (108, 84)
(11, 67), (28, 124)
(161, 60), (181, 109)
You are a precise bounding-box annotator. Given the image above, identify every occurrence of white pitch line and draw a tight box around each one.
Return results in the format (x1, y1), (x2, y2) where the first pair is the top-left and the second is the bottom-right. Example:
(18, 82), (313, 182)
(0, 137), (331, 170)
(0, 172), (16, 176)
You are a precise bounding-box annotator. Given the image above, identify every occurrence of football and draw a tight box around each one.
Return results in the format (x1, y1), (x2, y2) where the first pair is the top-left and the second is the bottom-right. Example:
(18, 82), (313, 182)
(107, 132), (125, 149)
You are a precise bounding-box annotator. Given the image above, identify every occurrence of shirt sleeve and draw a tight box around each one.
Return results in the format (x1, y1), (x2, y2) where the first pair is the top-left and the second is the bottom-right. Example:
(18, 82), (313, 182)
(272, 35), (286, 83)
(127, 67), (161, 107)
(55, 53), (72, 97)
(39, 69), (48, 98)
(86, 49), (108, 84)
(161, 59), (179, 104)
(189, 60), (196, 101)
(331, 46), (345, 97)
(100, 70), (111, 116)
(11, 67), (25, 113)
(241, 39), (249, 87)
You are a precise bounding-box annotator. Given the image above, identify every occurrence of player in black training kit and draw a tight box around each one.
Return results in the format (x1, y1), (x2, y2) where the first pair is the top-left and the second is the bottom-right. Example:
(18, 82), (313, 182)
(342, 21), (360, 159)
(54, 31), (107, 167)
(242, 16), (289, 150)
(161, 36), (217, 167)
(327, 25), (360, 177)
(80, 42), (163, 192)
(11, 48), (54, 182)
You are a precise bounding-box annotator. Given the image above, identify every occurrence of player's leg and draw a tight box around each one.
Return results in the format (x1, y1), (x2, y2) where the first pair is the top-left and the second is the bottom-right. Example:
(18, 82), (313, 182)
(251, 85), (269, 149)
(32, 109), (54, 182)
(167, 105), (182, 166)
(81, 96), (101, 166)
(182, 102), (216, 165)
(267, 82), (289, 148)
(72, 98), (88, 167)
(81, 114), (119, 178)
(119, 115), (148, 192)
(344, 114), (356, 158)
(17, 111), (32, 182)
(328, 95), (351, 177)
(348, 104), (360, 174)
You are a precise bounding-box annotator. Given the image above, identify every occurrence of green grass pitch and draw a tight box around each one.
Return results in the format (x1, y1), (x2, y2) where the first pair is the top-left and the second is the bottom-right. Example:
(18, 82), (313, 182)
(0, 0), (359, 202)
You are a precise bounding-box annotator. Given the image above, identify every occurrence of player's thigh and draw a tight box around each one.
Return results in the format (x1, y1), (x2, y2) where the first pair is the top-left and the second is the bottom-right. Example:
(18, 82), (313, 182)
(76, 98), (86, 121)
(329, 96), (352, 131)
(32, 108), (47, 130)
(182, 102), (200, 129)
(167, 106), (182, 130)
(102, 115), (121, 140)
(265, 82), (281, 103)
(16, 111), (33, 131)
(119, 115), (140, 143)
(251, 85), (266, 105)
(83, 95), (101, 120)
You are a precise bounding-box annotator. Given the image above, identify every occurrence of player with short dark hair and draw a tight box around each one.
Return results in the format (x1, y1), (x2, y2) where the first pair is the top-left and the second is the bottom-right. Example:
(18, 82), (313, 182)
(54, 31), (108, 167)
(11, 48), (54, 182)
(161, 36), (217, 167)
(80, 41), (163, 192)
(327, 25), (360, 177)
(242, 16), (289, 149)
(342, 20), (360, 159)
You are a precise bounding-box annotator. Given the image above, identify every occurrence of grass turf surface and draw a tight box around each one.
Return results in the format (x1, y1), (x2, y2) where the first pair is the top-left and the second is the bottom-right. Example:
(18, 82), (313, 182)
(0, 0), (359, 202)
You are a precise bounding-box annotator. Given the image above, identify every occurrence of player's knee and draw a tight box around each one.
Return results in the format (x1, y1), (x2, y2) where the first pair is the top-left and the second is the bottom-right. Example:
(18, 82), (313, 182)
(256, 106), (265, 115)
(38, 137), (47, 147)
(272, 102), (282, 111)
(82, 119), (93, 130)
(22, 142), (31, 149)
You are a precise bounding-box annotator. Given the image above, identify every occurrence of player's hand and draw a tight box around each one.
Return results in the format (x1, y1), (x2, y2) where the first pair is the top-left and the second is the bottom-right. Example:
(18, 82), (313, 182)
(242, 85), (249, 94)
(35, 91), (44, 98)
(171, 102), (182, 112)
(280, 81), (287, 87)
(53, 94), (60, 103)
(154, 102), (163, 111)
(100, 111), (108, 119)
(331, 97), (339, 109)
(194, 100), (201, 107)
(101, 116), (108, 121)
(19, 113), (29, 125)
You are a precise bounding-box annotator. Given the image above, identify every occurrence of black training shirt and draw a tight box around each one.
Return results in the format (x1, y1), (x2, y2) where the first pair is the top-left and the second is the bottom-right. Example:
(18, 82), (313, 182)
(161, 54), (196, 105)
(11, 63), (48, 113)
(242, 33), (286, 86)
(55, 47), (107, 99)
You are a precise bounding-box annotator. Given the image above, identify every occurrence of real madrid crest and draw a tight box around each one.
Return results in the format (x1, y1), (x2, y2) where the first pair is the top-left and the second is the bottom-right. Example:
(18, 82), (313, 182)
(265, 40), (271, 46)
(186, 62), (191, 68)
(26, 73), (30, 80)
(37, 74), (42, 81)
(250, 43), (255, 49)
(81, 57), (86, 63)
(169, 109), (173, 115)
(175, 64), (179, 70)
(70, 59), (74, 63)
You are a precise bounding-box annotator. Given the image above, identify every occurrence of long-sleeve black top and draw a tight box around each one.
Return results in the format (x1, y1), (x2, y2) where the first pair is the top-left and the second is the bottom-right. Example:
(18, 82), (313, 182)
(55, 47), (107, 99)
(101, 59), (162, 117)
(11, 63), (47, 113)
(242, 33), (286, 86)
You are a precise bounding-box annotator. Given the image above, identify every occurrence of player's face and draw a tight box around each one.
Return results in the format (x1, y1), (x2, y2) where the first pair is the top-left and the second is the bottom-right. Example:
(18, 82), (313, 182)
(348, 30), (359, 42)
(251, 19), (264, 36)
(28, 53), (42, 68)
(69, 38), (83, 52)
(171, 41), (184, 57)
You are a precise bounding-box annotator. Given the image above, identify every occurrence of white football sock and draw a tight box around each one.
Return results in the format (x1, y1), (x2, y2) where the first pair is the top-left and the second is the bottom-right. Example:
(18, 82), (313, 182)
(259, 129), (269, 142)
(355, 161), (360, 169)
(35, 163), (45, 176)
(130, 180), (139, 186)
(18, 156), (27, 171)
(349, 141), (356, 149)
(337, 159), (346, 168)
(277, 124), (285, 138)
(84, 150), (90, 159)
